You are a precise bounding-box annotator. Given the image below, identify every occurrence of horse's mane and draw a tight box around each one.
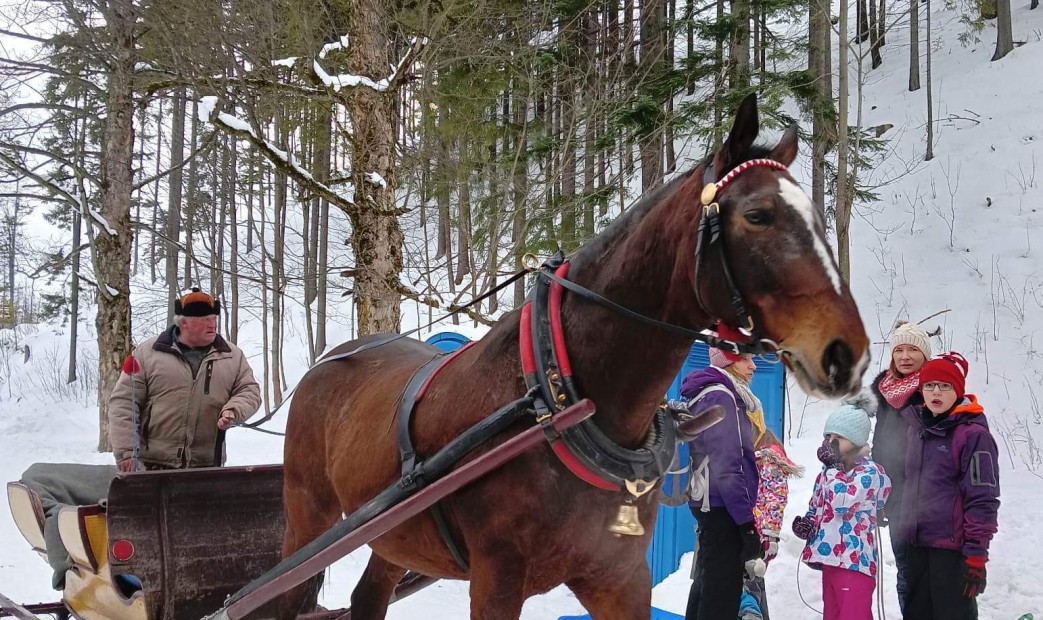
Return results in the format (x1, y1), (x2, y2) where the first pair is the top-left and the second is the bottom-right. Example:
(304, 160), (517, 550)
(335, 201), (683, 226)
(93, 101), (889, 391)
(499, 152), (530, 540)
(569, 144), (776, 272)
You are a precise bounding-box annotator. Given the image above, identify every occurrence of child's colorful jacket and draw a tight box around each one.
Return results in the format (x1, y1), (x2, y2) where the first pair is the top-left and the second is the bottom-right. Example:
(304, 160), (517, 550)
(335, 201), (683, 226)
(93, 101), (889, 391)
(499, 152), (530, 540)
(753, 444), (803, 540)
(799, 455), (892, 578)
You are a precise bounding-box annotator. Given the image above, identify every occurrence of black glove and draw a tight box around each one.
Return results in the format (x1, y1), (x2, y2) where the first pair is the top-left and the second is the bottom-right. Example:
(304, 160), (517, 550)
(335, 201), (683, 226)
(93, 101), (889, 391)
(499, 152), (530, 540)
(963, 556), (987, 597)
(792, 515), (816, 541)
(817, 438), (844, 469)
(739, 522), (763, 562)
(878, 510), (891, 528)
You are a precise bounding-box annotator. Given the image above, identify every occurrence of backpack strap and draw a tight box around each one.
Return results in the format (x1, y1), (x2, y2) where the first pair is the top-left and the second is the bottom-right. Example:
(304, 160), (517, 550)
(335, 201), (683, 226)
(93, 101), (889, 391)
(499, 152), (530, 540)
(685, 384), (738, 512)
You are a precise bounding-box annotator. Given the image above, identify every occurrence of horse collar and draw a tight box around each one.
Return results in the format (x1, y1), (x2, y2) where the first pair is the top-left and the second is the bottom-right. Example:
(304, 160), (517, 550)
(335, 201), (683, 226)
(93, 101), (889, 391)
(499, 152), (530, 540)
(519, 255), (677, 492)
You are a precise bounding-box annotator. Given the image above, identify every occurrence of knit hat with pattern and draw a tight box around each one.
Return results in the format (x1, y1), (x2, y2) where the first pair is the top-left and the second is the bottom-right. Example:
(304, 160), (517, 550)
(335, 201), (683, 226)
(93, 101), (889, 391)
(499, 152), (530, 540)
(891, 321), (932, 359)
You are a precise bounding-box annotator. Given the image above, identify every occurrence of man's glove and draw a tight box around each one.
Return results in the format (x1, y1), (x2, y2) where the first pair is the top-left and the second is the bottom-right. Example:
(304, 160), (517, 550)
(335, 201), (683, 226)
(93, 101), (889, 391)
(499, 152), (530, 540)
(739, 523), (763, 562)
(792, 515), (816, 541)
(963, 555), (987, 597)
(817, 438), (844, 470)
(878, 510), (891, 528)
(763, 535), (780, 562)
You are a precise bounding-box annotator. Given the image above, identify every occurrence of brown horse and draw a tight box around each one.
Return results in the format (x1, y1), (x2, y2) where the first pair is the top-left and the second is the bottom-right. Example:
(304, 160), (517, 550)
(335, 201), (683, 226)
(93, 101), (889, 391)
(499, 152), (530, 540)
(279, 95), (870, 619)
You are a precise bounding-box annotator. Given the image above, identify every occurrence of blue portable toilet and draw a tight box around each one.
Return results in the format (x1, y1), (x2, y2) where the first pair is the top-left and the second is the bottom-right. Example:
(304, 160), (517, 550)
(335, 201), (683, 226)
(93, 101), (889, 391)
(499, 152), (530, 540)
(423, 333), (786, 592)
(427, 331), (472, 353)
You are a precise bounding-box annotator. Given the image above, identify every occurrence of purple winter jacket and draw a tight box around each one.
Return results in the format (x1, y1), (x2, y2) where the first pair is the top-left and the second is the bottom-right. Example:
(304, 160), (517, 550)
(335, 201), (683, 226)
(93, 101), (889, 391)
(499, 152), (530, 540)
(681, 367), (759, 525)
(898, 395), (1000, 558)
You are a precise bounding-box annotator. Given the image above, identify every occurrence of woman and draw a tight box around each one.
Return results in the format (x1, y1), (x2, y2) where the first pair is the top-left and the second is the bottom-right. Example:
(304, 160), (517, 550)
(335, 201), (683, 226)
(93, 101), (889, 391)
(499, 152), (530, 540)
(682, 345), (762, 620)
(869, 320), (931, 609)
(899, 352), (999, 619)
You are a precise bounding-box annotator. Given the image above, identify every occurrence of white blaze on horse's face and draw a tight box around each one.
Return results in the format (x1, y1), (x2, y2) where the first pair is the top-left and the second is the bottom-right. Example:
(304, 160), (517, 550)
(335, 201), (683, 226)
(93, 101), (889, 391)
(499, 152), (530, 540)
(777, 177), (843, 296)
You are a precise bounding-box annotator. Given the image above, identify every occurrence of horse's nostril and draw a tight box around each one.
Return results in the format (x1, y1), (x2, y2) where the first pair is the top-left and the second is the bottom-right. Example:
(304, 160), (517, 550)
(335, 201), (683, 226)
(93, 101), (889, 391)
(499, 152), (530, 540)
(821, 339), (854, 386)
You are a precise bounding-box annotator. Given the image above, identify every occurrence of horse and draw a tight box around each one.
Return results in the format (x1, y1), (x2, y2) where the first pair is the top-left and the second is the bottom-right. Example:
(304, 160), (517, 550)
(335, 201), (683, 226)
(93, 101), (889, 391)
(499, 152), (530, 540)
(278, 94), (870, 620)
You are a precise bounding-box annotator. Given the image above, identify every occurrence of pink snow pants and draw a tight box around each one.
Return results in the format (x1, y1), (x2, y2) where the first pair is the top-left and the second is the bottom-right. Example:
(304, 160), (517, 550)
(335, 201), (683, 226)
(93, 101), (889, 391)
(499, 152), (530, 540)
(821, 565), (875, 620)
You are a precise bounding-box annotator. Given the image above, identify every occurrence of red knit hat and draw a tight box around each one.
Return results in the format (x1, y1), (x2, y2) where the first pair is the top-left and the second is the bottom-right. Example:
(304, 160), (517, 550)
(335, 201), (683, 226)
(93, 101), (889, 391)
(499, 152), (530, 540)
(919, 352), (970, 399)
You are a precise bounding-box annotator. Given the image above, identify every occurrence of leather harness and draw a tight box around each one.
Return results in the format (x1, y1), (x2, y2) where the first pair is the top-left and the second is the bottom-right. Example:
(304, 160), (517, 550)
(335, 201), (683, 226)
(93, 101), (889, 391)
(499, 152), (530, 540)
(394, 157), (791, 571)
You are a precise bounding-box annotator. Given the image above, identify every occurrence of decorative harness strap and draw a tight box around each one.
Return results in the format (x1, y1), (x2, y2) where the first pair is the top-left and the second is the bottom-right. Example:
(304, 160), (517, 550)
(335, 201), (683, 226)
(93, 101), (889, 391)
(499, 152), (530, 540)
(396, 341), (478, 572)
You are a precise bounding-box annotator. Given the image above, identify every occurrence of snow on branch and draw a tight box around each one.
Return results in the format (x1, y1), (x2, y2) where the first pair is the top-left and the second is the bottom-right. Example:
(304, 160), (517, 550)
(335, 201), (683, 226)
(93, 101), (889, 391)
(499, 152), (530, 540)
(311, 35), (427, 94)
(200, 96), (357, 212)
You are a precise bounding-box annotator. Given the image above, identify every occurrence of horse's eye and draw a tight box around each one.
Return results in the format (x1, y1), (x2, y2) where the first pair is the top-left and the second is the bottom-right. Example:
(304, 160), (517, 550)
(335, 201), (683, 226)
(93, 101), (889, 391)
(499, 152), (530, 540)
(744, 210), (773, 227)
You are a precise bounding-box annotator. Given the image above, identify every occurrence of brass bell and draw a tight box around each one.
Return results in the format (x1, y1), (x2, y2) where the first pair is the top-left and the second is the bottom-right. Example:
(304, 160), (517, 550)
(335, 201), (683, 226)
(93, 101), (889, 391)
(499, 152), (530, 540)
(607, 502), (644, 537)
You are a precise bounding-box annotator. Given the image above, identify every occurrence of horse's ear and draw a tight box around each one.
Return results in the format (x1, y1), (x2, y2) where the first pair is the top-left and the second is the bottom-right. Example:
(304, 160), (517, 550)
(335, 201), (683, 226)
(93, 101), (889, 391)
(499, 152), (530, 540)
(716, 93), (760, 174)
(770, 125), (799, 167)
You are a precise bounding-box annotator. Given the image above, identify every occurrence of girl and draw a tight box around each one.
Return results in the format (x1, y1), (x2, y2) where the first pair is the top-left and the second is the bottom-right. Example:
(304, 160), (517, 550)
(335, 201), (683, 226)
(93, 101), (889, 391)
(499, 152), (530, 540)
(870, 320), (932, 609)
(792, 400), (891, 620)
(741, 429), (803, 620)
(899, 352), (999, 620)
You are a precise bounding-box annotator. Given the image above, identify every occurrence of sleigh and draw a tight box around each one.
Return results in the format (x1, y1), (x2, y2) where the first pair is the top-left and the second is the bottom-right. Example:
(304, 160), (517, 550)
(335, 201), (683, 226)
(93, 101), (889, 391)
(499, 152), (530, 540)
(1, 400), (602, 620)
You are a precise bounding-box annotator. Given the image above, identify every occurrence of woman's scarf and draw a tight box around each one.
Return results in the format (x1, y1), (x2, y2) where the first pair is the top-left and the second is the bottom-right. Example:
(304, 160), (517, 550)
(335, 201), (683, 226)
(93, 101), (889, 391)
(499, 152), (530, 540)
(723, 367), (766, 445)
(879, 370), (921, 409)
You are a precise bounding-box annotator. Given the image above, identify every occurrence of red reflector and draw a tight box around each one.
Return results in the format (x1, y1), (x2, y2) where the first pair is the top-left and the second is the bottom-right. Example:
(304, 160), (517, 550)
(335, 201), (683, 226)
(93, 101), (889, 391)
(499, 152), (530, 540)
(112, 540), (135, 562)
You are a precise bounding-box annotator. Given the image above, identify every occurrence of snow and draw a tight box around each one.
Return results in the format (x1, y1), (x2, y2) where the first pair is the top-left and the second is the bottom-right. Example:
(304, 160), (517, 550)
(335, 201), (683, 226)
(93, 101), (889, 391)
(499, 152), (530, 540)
(197, 95), (218, 123)
(104, 285), (119, 297)
(312, 59), (391, 92)
(87, 207), (116, 236)
(271, 57), (297, 68)
(365, 171), (387, 188)
(3, 3), (1043, 619)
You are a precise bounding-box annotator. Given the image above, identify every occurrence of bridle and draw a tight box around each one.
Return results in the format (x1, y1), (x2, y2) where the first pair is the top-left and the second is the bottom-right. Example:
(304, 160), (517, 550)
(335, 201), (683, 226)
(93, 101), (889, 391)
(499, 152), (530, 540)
(693, 157), (790, 351)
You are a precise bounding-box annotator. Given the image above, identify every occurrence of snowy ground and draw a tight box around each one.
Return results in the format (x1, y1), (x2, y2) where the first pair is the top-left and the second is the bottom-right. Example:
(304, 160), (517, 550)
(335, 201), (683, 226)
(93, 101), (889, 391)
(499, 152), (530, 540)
(3, 1), (1043, 617)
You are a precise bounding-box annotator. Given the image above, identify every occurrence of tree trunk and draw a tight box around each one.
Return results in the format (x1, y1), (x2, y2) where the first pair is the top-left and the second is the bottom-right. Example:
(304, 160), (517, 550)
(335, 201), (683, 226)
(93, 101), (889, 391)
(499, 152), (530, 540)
(836, 0), (853, 283)
(729, 0), (751, 88)
(270, 116), (286, 405)
(95, 0), (138, 453)
(869, 0), (883, 68)
(455, 137), (472, 285)
(183, 99), (200, 289)
(992, 0), (1014, 61)
(165, 90), (186, 326)
(809, 0), (832, 212)
(314, 105), (332, 358)
(639, 0), (665, 191)
(878, 0), (886, 44)
(344, 0), (404, 335)
(858, 0), (871, 41)
(511, 93), (528, 310)
(150, 98), (163, 284)
(68, 210), (80, 384)
(228, 137), (239, 344)
(926, 0), (934, 160)
(909, 0), (921, 90)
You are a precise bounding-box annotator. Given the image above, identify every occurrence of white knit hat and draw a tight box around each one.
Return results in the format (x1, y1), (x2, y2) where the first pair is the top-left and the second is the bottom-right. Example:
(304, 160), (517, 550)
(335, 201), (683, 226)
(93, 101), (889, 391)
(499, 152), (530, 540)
(891, 321), (932, 358)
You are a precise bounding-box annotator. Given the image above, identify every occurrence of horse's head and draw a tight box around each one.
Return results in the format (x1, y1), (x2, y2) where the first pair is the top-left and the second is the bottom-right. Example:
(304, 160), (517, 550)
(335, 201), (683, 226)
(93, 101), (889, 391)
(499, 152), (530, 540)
(691, 94), (869, 398)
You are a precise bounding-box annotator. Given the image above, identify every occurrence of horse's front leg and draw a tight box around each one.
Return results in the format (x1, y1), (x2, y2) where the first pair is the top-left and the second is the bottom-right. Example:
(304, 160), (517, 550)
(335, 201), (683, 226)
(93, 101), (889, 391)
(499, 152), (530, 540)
(568, 560), (653, 620)
(467, 552), (528, 620)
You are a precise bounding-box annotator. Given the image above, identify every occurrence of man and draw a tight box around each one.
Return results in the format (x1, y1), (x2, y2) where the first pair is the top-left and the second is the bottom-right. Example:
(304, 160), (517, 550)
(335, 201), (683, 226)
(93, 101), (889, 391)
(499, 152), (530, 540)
(108, 288), (261, 471)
